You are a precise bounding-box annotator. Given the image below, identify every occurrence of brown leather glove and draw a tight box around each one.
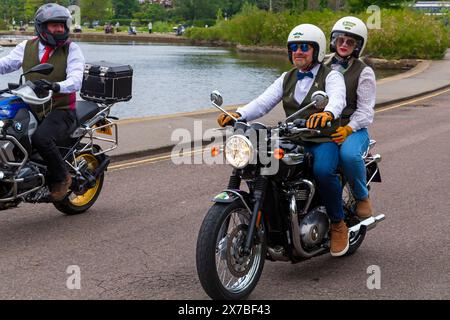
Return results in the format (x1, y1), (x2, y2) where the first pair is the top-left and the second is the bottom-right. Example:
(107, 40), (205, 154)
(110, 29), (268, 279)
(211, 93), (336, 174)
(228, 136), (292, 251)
(306, 111), (334, 129)
(331, 125), (353, 143)
(217, 112), (241, 127)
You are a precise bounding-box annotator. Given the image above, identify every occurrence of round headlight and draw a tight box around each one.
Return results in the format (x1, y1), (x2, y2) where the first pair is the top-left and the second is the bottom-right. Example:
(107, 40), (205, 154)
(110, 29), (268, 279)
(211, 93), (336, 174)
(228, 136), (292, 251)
(225, 135), (254, 169)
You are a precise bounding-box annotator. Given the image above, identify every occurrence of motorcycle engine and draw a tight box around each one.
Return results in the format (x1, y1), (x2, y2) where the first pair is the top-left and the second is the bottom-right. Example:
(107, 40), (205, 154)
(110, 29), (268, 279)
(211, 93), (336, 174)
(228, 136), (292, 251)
(299, 206), (329, 248)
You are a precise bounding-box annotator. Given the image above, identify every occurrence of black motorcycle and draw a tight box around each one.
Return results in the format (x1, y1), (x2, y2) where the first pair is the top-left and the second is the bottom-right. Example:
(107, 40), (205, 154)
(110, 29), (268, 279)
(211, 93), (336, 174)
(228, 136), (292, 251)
(0, 63), (120, 214)
(196, 90), (384, 300)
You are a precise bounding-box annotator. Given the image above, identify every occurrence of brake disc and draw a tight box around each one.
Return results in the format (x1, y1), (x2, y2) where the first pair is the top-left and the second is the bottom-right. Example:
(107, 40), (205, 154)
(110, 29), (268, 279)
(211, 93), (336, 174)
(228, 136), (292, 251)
(226, 224), (255, 278)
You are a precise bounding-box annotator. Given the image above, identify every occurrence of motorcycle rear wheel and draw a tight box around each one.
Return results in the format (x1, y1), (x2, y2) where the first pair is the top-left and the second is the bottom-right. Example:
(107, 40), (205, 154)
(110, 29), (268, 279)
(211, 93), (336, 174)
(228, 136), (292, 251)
(54, 153), (104, 215)
(196, 201), (266, 300)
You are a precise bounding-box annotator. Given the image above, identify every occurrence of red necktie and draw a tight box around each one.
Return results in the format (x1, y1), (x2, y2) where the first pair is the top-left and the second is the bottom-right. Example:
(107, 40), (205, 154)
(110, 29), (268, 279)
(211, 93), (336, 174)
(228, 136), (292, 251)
(40, 46), (53, 64)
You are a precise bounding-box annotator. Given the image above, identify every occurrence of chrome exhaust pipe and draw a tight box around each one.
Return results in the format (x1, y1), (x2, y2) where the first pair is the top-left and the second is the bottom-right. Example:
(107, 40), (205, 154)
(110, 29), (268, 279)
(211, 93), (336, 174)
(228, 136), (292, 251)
(349, 214), (385, 234)
(267, 246), (290, 261)
(289, 180), (327, 258)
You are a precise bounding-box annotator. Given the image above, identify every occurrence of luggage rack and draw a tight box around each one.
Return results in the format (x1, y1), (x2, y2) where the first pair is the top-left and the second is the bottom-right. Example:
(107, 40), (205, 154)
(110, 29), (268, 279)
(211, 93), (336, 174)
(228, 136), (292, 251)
(71, 104), (118, 157)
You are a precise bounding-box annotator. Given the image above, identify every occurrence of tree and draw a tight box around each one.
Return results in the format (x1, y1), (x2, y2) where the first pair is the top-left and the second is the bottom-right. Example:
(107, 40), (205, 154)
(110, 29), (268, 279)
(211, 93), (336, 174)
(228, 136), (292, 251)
(133, 3), (168, 21)
(0, 0), (26, 22)
(25, 0), (43, 21)
(172, 0), (224, 21)
(80, 0), (113, 23)
(112, 0), (140, 19)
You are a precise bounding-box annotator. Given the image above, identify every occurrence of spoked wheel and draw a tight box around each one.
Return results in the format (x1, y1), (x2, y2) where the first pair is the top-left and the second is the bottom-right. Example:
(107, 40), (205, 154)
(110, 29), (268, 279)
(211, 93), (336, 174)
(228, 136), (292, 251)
(54, 153), (104, 215)
(196, 201), (266, 300)
(342, 181), (366, 256)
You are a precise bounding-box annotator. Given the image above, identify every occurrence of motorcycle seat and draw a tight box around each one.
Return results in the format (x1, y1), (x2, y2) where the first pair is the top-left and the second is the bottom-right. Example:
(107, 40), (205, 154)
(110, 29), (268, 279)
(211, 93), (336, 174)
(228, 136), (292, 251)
(75, 101), (99, 124)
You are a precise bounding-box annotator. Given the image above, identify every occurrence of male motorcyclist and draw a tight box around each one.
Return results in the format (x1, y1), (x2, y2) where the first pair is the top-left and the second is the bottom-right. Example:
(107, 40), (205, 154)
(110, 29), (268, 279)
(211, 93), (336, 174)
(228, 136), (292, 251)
(0, 3), (85, 201)
(324, 16), (376, 219)
(217, 24), (350, 256)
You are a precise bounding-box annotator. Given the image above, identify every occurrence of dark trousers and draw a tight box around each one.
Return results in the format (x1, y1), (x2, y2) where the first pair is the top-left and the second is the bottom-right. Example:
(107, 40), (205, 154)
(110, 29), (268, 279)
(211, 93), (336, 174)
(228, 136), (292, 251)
(31, 109), (76, 184)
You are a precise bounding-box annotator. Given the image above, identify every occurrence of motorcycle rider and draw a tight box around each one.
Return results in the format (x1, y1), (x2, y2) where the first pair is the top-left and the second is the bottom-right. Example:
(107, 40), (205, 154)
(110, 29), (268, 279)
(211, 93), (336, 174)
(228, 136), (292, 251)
(0, 3), (85, 201)
(324, 16), (375, 219)
(217, 24), (350, 256)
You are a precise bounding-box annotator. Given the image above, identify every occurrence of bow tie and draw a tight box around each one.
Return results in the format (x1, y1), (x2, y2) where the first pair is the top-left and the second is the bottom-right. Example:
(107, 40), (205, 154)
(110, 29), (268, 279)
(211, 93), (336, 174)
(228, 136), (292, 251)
(297, 71), (314, 81)
(332, 56), (349, 69)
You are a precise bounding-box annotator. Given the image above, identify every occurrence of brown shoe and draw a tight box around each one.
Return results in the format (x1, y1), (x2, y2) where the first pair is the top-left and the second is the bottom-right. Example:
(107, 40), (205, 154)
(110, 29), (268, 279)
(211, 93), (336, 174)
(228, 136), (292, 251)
(51, 174), (72, 201)
(330, 220), (349, 257)
(356, 197), (373, 219)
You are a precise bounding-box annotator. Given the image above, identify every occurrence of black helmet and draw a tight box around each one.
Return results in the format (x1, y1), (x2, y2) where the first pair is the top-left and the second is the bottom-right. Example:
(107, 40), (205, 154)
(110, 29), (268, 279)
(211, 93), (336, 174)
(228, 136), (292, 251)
(34, 3), (72, 47)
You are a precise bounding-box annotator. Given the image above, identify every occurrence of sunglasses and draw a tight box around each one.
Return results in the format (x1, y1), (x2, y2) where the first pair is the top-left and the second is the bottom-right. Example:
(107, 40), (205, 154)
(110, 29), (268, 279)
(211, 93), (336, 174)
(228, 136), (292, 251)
(336, 37), (356, 47)
(289, 43), (311, 53)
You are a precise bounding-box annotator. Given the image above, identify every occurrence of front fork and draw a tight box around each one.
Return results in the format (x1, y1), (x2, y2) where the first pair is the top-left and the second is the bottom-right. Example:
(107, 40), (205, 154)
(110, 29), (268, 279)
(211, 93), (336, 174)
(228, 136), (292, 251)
(242, 176), (268, 255)
(216, 173), (269, 256)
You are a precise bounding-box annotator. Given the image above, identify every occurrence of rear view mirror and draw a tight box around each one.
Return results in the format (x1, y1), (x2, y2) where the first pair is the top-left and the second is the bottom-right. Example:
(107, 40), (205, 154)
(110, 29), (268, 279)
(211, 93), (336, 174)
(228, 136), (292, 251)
(20, 63), (54, 85)
(210, 90), (223, 107)
(311, 91), (328, 110)
(25, 63), (54, 75)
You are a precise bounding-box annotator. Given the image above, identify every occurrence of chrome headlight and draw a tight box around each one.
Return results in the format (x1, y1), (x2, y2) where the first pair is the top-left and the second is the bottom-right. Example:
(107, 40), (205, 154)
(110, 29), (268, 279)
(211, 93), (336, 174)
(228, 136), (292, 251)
(225, 135), (255, 169)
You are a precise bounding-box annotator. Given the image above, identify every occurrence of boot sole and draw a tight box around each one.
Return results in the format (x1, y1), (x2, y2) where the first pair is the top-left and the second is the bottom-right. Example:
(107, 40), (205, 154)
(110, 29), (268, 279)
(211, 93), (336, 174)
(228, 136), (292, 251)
(330, 241), (350, 257)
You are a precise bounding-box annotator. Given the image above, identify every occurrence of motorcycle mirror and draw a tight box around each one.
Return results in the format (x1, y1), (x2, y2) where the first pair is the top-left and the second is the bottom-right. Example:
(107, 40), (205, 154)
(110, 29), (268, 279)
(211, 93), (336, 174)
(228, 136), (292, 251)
(210, 90), (239, 123)
(8, 83), (20, 90)
(25, 63), (54, 76)
(210, 90), (223, 107)
(311, 90), (328, 110)
(20, 63), (54, 85)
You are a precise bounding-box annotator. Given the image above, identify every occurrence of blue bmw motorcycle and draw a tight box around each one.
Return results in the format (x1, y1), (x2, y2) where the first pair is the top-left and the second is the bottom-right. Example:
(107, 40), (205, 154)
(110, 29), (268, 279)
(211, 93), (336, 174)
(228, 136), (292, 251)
(0, 63), (119, 214)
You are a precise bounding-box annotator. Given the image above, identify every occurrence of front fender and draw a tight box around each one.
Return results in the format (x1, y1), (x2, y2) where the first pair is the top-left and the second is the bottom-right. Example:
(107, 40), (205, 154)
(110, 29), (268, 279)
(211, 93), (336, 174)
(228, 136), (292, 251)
(213, 189), (252, 207)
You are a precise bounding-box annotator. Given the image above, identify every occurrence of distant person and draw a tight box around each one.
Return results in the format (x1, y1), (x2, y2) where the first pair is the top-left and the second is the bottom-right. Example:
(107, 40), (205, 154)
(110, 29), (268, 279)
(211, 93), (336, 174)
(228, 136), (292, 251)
(176, 24), (183, 36)
(128, 25), (136, 35)
(115, 21), (120, 32)
(105, 23), (114, 34)
(148, 21), (152, 34)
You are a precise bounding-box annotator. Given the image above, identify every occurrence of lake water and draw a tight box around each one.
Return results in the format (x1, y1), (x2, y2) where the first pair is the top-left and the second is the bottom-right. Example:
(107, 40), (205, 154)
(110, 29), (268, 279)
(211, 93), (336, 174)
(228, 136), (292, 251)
(0, 40), (401, 120)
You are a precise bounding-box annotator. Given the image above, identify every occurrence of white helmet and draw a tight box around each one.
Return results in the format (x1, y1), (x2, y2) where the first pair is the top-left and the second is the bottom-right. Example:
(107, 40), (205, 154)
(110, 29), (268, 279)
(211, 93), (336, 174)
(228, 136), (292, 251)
(287, 24), (326, 64)
(330, 16), (368, 58)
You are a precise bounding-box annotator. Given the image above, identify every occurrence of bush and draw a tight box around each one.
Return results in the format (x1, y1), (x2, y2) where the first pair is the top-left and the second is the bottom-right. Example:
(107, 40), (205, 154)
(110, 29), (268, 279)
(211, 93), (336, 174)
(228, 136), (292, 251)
(153, 21), (173, 33)
(362, 9), (448, 59)
(192, 19), (216, 28)
(0, 20), (8, 30)
(185, 8), (449, 60)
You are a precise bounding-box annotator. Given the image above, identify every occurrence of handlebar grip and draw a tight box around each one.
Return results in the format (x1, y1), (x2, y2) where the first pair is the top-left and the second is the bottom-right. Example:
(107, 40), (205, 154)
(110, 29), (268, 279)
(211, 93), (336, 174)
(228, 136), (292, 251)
(293, 119), (307, 128)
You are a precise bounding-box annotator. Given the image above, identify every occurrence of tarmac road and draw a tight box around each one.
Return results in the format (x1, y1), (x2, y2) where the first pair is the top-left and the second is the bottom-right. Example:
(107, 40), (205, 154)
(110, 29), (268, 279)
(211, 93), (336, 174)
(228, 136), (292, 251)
(0, 92), (449, 300)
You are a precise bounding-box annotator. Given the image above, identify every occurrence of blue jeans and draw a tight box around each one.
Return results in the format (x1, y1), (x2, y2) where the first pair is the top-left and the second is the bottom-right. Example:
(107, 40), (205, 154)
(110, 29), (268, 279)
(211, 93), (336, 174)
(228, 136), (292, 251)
(339, 128), (370, 201)
(304, 142), (343, 223)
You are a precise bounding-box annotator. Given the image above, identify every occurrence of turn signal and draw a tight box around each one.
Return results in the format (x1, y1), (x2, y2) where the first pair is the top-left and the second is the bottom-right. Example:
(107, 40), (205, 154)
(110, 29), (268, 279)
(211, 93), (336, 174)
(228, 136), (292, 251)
(273, 148), (284, 160)
(211, 146), (220, 157)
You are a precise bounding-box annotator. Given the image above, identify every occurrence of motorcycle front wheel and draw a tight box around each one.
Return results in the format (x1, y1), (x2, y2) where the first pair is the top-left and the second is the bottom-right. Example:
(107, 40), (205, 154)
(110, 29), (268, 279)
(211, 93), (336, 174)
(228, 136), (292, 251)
(54, 153), (104, 215)
(196, 201), (266, 300)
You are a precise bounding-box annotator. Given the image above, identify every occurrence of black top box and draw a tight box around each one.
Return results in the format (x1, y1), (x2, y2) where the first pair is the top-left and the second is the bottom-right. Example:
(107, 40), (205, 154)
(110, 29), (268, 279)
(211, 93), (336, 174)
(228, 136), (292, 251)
(81, 61), (133, 104)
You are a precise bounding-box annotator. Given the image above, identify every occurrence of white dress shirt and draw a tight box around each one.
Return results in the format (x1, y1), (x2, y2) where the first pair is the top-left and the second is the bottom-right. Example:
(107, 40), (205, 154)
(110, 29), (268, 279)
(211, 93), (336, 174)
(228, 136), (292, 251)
(330, 61), (376, 131)
(0, 40), (85, 94)
(237, 64), (346, 122)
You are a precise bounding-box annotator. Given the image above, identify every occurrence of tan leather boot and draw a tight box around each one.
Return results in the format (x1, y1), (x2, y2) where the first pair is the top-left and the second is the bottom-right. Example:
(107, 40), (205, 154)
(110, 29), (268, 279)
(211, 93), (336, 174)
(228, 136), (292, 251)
(356, 197), (373, 219)
(51, 174), (72, 201)
(330, 220), (349, 257)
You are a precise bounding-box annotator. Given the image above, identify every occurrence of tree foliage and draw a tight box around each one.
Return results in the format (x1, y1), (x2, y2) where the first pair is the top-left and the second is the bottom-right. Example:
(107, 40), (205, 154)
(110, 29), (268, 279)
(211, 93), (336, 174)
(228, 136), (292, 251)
(80, 0), (113, 22)
(112, 0), (140, 19)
